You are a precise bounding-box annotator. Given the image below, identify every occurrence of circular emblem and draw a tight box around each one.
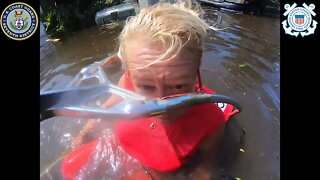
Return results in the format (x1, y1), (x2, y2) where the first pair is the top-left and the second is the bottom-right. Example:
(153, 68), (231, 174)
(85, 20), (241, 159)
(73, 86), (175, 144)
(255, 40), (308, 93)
(1, 2), (38, 40)
(282, 3), (317, 37)
(287, 7), (312, 32)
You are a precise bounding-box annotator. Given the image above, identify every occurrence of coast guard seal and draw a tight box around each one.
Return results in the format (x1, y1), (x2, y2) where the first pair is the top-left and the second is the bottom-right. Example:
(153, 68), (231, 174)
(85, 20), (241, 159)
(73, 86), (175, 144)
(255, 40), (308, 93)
(282, 3), (317, 37)
(1, 2), (38, 40)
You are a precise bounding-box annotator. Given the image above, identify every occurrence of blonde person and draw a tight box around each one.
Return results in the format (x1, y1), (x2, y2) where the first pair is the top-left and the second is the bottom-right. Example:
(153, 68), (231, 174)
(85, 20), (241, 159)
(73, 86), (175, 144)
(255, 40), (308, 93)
(61, 1), (237, 179)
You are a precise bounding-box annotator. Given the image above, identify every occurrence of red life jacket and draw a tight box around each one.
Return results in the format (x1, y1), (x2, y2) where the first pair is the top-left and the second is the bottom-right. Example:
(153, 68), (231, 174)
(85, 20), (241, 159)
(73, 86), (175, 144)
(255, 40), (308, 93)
(115, 76), (225, 172)
(61, 76), (238, 179)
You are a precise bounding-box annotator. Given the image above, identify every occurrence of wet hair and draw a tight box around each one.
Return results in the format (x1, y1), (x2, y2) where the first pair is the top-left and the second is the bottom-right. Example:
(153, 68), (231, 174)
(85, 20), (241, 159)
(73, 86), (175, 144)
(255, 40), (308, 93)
(117, 0), (212, 70)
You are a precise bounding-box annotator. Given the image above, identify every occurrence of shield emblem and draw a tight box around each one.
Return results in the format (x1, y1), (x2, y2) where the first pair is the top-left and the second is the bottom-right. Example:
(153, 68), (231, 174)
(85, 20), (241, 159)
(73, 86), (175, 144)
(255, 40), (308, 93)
(14, 18), (24, 30)
(295, 14), (305, 25)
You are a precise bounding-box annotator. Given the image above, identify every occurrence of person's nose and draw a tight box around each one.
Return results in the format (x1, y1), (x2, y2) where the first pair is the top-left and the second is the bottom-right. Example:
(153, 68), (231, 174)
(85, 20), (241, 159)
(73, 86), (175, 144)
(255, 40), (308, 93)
(153, 75), (171, 98)
(153, 86), (170, 98)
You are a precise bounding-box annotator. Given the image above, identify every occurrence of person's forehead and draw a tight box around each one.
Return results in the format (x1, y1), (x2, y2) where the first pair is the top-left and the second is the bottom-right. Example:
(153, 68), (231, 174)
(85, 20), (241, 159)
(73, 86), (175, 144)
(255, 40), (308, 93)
(130, 62), (197, 83)
(128, 56), (197, 68)
(124, 38), (199, 82)
(124, 38), (199, 66)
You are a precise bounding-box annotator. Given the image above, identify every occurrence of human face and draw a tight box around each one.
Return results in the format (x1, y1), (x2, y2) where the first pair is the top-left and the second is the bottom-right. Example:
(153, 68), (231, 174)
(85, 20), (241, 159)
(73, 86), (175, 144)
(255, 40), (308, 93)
(124, 39), (200, 123)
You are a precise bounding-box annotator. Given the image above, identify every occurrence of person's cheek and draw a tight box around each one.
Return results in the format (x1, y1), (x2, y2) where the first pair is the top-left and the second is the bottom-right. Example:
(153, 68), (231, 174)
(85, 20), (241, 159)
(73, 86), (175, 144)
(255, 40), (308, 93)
(134, 87), (155, 99)
(179, 85), (195, 94)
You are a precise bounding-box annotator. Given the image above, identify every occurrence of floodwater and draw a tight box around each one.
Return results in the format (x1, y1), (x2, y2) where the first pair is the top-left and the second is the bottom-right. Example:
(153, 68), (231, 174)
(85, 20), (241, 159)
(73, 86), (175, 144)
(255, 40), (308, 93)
(40, 6), (280, 180)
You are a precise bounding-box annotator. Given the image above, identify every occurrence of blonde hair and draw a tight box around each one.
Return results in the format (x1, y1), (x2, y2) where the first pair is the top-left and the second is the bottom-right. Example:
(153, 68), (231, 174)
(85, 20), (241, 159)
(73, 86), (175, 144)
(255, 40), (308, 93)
(118, 0), (211, 70)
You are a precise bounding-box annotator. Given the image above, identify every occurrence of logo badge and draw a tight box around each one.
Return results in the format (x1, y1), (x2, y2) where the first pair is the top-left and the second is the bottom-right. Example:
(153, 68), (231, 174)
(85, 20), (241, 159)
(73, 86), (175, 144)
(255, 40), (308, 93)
(282, 3), (317, 37)
(1, 2), (38, 40)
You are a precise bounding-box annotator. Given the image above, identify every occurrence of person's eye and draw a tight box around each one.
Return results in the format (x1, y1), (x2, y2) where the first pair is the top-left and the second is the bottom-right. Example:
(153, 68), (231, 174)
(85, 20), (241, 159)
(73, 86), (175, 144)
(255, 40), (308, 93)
(138, 85), (156, 92)
(174, 85), (187, 90)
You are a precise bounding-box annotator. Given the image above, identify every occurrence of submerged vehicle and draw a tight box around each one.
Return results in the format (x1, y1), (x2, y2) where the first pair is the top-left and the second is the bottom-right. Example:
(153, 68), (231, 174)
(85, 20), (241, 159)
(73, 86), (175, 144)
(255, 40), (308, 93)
(198, 0), (280, 16)
(95, 3), (136, 30)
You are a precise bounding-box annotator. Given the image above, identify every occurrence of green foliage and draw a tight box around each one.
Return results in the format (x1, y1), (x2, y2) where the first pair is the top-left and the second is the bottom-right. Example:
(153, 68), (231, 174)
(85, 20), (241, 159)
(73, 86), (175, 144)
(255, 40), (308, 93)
(40, 0), (122, 38)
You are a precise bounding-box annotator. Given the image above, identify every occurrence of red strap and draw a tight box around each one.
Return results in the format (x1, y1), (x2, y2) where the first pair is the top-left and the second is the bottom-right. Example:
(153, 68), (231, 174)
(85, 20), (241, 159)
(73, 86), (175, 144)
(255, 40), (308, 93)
(197, 69), (203, 91)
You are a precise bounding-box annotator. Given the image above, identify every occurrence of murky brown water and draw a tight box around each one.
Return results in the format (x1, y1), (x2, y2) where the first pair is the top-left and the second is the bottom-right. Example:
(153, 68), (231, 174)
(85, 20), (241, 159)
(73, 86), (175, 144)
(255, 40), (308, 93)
(40, 6), (279, 180)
